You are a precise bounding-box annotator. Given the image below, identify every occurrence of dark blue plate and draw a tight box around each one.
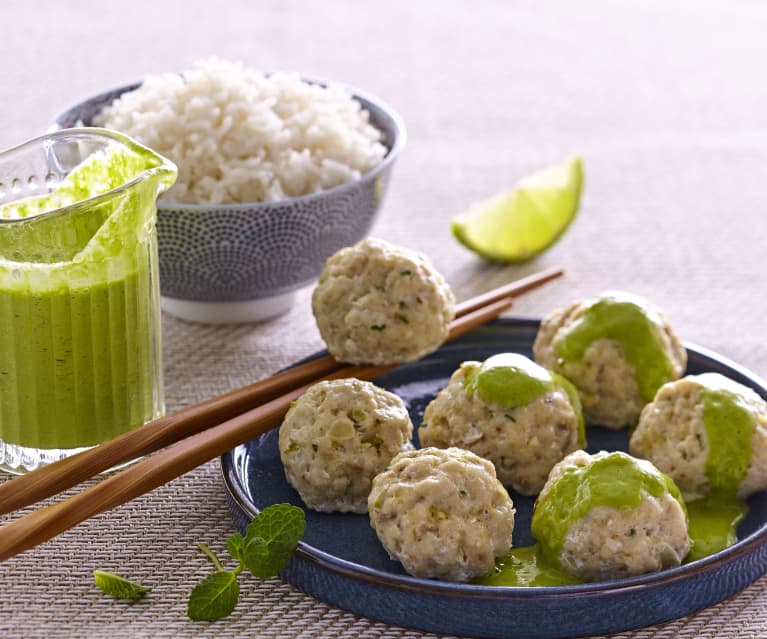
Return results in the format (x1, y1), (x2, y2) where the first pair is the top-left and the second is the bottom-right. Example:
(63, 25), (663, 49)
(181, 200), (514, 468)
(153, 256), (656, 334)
(221, 318), (767, 639)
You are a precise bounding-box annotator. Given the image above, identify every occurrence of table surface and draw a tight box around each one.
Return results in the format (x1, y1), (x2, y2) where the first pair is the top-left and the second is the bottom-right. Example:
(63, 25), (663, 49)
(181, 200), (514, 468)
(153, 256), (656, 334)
(2, 1), (767, 637)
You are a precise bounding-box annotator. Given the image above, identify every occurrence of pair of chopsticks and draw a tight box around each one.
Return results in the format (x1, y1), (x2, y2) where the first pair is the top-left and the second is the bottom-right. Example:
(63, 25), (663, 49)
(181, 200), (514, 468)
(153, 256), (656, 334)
(0, 266), (563, 562)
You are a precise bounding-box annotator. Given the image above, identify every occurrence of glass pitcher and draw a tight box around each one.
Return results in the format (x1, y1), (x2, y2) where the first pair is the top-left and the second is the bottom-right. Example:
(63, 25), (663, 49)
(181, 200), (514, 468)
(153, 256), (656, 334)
(0, 128), (176, 473)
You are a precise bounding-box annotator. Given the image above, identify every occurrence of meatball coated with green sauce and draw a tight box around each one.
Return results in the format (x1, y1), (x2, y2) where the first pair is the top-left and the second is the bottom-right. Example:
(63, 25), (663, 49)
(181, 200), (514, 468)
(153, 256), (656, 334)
(278, 378), (414, 513)
(533, 291), (686, 429)
(368, 447), (516, 582)
(630, 373), (767, 501)
(419, 353), (584, 495)
(532, 450), (690, 582)
(311, 238), (456, 365)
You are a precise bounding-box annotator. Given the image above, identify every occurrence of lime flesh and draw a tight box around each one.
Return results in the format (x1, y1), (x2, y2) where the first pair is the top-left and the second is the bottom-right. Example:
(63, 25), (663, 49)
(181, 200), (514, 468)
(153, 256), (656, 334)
(452, 156), (583, 263)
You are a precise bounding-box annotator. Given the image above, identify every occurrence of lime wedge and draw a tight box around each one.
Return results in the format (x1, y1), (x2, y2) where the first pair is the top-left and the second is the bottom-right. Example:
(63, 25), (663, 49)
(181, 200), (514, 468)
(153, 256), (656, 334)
(452, 156), (583, 263)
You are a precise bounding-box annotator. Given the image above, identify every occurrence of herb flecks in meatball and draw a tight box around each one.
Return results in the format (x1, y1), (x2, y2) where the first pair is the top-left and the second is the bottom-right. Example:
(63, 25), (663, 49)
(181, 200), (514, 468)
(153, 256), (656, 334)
(419, 354), (584, 495)
(368, 447), (515, 582)
(279, 378), (414, 513)
(312, 238), (455, 365)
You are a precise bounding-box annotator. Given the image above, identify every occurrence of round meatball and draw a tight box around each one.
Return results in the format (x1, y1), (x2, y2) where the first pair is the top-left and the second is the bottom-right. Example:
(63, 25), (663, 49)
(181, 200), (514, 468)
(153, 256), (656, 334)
(278, 378), (414, 513)
(312, 238), (456, 364)
(630, 373), (767, 501)
(534, 291), (686, 429)
(532, 450), (690, 582)
(368, 447), (515, 582)
(419, 354), (583, 495)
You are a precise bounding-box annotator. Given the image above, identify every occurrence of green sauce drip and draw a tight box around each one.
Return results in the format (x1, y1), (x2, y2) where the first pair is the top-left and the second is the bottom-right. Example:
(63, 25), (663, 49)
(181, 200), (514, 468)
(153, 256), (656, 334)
(475, 493), (746, 585)
(531, 452), (684, 562)
(683, 372), (755, 560)
(473, 545), (583, 587)
(553, 373), (586, 446)
(686, 492), (748, 561)
(462, 353), (585, 445)
(555, 291), (673, 402)
(694, 373), (756, 494)
(475, 460), (749, 587)
(476, 423), (753, 587)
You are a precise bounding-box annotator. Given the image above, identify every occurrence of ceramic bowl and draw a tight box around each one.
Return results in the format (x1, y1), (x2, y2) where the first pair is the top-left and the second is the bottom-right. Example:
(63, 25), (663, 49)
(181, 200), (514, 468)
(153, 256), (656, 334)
(51, 80), (405, 323)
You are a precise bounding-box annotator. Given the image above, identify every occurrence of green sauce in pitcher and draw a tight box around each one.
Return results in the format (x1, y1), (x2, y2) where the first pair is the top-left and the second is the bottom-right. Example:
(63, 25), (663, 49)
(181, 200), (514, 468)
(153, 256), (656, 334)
(0, 129), (176, 471)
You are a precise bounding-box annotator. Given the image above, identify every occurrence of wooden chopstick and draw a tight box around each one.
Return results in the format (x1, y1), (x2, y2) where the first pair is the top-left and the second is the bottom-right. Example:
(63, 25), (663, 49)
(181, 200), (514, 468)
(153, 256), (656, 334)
(0, 293), (530, 561)
(0, 265), (563, 518)
(0, 353), (344, 517)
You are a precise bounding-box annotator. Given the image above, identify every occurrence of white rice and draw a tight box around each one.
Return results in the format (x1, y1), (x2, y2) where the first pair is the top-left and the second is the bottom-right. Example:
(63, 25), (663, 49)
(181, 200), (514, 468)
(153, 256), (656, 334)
(93, 58), (388, 205)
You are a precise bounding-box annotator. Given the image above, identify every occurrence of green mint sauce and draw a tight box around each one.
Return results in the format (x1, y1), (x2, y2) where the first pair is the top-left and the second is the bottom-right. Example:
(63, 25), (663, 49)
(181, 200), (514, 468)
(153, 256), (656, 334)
(531, 452), (684, 563)
(0, 144), (169, 449)
(473, 545), (583, 587)
(686, 493), (748, 561)
(682, 372), (755, 560)
(695, 373), (755, 494)
(475, 496), (745, 585)
(476, 495), (745, 585)
(555, 291), (673, 402)
(462, 353), (585, 445)
(474, 390), (756, 589)
(473, 488), (747, 586)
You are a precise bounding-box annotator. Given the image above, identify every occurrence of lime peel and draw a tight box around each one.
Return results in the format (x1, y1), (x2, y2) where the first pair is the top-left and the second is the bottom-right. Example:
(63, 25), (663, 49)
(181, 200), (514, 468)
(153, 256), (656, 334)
(452, 155), (584, 263)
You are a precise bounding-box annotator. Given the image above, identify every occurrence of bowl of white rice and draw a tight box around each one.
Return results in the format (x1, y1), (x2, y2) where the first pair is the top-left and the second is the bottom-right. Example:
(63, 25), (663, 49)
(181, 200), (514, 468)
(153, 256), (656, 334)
(51, 59), (405, 323)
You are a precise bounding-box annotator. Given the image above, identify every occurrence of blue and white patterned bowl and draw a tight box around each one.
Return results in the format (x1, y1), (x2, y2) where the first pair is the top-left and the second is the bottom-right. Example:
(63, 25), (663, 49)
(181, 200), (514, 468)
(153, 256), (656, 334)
(51, 80), (405, 323)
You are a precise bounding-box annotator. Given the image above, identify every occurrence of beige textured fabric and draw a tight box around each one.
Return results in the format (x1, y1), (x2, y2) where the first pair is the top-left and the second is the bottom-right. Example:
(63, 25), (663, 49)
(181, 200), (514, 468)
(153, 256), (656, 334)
(2, 1), (767, 637)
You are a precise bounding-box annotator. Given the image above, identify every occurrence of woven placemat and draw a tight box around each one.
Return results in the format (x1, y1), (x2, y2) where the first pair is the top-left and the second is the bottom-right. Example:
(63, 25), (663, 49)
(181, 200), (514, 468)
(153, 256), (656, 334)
(2, 1), (767, 637)
(2, 301), (766, 639)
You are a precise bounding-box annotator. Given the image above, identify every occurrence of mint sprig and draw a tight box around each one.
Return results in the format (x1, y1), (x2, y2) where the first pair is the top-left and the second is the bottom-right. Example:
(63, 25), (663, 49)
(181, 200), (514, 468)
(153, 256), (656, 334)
(93, 570), (151, 602)
(187, 503), (305, 621)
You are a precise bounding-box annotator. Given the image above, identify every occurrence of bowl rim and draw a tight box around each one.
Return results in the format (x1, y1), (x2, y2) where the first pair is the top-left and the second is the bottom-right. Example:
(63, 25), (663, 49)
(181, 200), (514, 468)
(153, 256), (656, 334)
(49, 73), (407, 211)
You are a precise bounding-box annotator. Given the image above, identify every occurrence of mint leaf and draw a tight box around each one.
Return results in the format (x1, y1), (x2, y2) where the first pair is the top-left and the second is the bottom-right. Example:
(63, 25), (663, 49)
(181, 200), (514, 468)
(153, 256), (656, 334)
(96, 505), (306, 621)
(93, 570), (150, 602)
(242, 535), (272, 578)
(187, 571), (240, 621)
(243, 503), (305, 579)
(226, 532), (245, 564)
